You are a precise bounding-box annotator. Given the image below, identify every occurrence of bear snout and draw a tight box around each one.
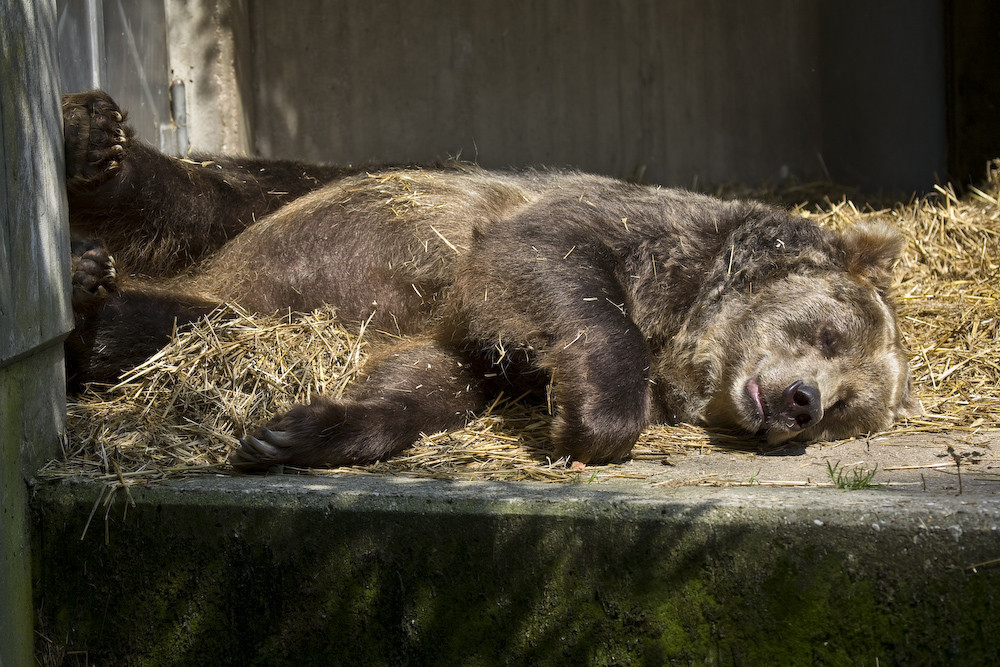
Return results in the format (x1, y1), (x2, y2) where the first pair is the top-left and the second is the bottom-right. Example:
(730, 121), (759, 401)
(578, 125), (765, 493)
(779, 380), (822, 430)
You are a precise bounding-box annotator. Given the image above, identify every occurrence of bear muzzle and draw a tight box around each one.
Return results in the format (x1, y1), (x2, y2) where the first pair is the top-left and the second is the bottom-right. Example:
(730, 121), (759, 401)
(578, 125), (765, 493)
(746, 378), (825, 438)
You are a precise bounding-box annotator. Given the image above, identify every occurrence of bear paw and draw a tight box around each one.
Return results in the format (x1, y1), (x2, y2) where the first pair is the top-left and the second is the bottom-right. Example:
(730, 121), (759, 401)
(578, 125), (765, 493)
(232, 399), (404, 472)
(232, 400), (341, 471)
(62, 90), (133, 187)
(71, 238), (117, 313)
(232, 428), (296, 471)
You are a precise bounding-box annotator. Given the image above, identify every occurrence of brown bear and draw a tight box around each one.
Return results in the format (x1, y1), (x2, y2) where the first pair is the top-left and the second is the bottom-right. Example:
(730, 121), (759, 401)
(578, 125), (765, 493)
(63, 90), (921, 471)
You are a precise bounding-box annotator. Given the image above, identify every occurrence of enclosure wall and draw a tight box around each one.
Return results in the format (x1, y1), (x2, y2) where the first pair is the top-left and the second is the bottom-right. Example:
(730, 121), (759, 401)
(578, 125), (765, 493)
(0, 1), (71, 664)
(76, 0), (950, 192)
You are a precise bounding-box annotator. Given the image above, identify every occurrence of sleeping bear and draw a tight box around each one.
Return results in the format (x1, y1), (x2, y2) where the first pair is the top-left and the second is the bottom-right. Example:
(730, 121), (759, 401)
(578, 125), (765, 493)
(63, 90), (921, 471)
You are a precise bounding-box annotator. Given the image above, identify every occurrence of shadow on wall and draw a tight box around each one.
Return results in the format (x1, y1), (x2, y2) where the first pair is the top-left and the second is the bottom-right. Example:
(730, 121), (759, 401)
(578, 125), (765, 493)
(33, 479), (1000, 664)
(60, 1), (954, 193)
(242, 0), (950, 193)
(817, 0), (947, 194)
(243, 0), (826, 189)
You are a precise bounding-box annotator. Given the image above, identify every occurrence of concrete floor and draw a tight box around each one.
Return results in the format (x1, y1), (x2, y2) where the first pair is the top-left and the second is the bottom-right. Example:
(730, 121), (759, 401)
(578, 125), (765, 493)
(618, 429), (1000, 495)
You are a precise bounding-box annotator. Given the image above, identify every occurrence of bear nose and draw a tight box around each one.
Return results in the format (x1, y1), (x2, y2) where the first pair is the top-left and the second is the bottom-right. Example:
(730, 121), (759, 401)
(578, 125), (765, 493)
(781, 380), (822, 430)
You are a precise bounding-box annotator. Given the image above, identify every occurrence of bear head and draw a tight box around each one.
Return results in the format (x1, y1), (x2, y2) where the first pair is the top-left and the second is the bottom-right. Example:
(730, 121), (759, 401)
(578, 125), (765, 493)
(695, 222), (922, 444)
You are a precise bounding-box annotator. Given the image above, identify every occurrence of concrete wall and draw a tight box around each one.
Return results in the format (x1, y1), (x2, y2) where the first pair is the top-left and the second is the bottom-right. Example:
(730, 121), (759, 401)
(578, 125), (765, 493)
(0, 1), (72, 664)
(58, 0), (949, 191)
(33, 477), (1000, 664)
(238, 0), (948, 192)
(246, 0), (825, 188)
(818, 0), (947, 192)
(165, 0), (253, 154)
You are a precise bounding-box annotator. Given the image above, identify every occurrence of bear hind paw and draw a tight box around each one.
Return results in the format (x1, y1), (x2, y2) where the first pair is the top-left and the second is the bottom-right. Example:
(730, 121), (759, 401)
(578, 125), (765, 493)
(63, 90), (133, 186)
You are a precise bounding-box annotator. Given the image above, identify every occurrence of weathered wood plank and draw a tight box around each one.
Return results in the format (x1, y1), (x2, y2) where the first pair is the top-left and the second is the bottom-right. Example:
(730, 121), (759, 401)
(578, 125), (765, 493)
(0, 0), (72, 366)
(1, 2), (68, 662)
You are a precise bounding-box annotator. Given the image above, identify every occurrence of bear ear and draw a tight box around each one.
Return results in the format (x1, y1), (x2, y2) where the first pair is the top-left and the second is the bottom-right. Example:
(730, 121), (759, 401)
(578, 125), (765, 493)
(836, 222), (906, 291)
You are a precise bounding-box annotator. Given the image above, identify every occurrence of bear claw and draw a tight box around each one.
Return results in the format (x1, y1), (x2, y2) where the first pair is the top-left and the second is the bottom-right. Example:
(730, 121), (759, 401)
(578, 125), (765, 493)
(232, 429), (294, 471)
(70, 239), (117, 312)
(63, 91), (133, 185)
(261, 428), (293, 447)
(240, 436), (278, 457)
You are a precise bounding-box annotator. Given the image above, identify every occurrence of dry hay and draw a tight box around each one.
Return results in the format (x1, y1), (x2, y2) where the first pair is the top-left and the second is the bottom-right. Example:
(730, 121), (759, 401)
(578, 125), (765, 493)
(43, 161), (1000, 488)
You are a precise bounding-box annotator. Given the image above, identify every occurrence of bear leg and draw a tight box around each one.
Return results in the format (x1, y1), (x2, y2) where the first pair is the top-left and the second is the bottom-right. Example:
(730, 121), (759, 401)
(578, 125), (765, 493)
(65, 285), (218, 389)
(233, 338), (494, 470)
(62, 90), (354, 277)
(543, 323), (653, 464)
(456, 223), (655, 464)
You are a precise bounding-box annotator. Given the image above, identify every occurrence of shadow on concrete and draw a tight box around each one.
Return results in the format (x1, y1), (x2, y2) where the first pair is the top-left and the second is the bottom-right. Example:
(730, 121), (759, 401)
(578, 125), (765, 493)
(32, 476), (1000, 665)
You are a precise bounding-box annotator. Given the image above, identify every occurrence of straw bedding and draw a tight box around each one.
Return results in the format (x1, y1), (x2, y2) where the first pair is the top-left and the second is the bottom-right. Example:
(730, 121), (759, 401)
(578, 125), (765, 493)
(43, 162), (1000, 487)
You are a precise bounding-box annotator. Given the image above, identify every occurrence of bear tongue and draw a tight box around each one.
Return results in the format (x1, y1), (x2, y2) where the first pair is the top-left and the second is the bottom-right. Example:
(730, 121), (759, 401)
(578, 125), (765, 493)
(746, 378), (768, 424)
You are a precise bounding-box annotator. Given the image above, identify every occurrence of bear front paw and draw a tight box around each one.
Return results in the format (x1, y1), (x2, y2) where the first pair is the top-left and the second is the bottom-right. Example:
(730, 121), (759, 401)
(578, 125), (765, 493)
(71, 238), (117, 313)
(232, 428), (296, 471)
(232, 398), (415, 472)
(232, 400), (351, 472)
(62, 90), (133, 186)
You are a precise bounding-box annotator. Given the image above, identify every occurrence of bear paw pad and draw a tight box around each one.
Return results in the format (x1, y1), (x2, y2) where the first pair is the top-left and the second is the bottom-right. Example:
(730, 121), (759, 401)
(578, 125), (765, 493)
(63, 91), (133, 186)
(71, 239), (117, 311)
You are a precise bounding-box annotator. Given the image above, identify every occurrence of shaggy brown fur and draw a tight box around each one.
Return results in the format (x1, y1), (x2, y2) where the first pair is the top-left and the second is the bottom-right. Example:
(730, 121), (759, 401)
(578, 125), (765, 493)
(63, 90), (357, 276)
(64, 91), (921, 469)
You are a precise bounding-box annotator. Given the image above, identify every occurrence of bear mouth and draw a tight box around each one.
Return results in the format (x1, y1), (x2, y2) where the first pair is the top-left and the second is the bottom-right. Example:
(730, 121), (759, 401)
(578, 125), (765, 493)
(745, 377), (768, 428)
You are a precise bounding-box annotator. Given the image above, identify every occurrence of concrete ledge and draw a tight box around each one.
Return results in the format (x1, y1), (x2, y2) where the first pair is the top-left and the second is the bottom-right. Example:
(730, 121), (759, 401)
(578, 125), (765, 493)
(33, 476), (1000, 664)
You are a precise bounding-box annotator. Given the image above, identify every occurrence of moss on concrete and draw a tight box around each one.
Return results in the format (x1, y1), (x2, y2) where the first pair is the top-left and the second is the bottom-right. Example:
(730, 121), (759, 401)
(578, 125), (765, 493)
(3, 346), (66, 667)
(32, 478), (1000, 665)
(1, 385), (34, 667)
